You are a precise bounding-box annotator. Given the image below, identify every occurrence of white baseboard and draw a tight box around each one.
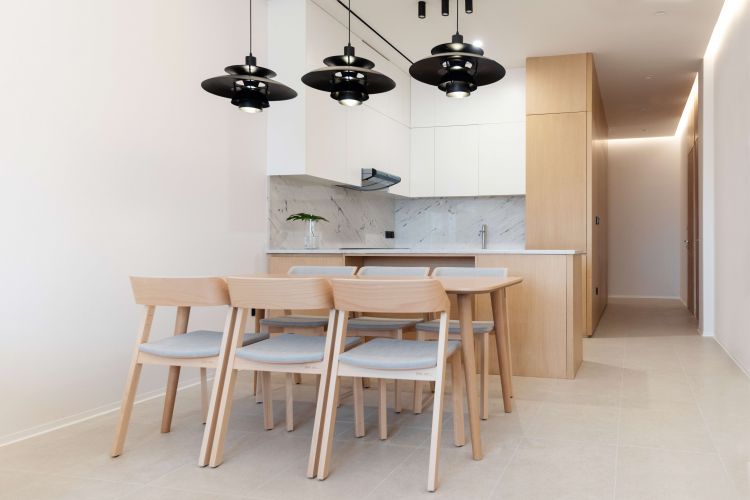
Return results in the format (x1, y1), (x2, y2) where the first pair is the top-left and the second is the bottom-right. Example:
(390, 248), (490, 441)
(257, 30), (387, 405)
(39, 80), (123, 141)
(712, 336), (750, 379)
(0, 376), (208, 448)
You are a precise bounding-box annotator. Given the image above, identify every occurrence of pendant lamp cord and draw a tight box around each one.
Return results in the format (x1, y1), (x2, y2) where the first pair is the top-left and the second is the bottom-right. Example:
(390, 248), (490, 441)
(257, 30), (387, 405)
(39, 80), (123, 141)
(348, 0), (352, 47)
(455, 0), (459, 34)
(249, 0), (253, 54)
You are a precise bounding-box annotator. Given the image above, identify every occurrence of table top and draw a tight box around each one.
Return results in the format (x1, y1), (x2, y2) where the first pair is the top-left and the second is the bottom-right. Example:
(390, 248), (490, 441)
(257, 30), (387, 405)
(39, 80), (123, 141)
(230, 274), (523, 294)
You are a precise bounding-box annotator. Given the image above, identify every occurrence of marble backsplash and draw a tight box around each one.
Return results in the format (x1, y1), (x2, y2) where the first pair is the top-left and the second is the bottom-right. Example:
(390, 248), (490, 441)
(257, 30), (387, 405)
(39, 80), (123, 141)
(268, 176), (395, 249)
(268, 176), (525, 250)
(394, 196), (526, 250)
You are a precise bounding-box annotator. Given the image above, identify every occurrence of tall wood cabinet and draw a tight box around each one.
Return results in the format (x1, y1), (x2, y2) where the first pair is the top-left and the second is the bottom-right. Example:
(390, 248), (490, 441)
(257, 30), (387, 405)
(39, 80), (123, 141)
(525, 54), (609, 336)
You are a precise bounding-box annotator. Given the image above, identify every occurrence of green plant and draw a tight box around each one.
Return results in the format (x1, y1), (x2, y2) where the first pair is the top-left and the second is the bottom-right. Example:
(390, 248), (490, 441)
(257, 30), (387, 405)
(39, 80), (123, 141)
(286, 212), (329, 223)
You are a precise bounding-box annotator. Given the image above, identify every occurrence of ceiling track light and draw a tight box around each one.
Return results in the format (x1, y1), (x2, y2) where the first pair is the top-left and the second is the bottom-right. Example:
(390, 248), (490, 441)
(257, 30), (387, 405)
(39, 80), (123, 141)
(302, 0), (395, 107)
(465, 0), (473, 14)
(442, 0), (450, 16)
(410, 0), (505, 99)
(201, 0), (296, 113)
(418, 1), (426, 19)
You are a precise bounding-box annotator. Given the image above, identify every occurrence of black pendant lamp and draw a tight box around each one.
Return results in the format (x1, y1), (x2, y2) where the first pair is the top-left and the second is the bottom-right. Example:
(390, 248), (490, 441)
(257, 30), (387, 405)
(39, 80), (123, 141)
(301, 0), (395, 106)
(409, 0), (505, 98)
(201, 0), (296, 113)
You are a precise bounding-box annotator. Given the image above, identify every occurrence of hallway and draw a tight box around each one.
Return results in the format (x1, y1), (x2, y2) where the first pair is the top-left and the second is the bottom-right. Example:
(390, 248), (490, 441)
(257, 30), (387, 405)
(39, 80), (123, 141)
(0, 301), (748, 499)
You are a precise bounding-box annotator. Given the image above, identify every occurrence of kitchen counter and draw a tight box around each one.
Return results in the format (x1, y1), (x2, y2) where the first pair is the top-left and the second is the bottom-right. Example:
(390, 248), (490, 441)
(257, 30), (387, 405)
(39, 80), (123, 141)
(267, 248), (585, 255)
(267, 249), (585, 379)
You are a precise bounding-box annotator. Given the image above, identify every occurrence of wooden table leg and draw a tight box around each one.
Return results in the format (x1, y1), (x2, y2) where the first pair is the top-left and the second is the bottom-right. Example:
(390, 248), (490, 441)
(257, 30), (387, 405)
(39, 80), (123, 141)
(491, 290), (513, 412)
(457, 294), (483, 460)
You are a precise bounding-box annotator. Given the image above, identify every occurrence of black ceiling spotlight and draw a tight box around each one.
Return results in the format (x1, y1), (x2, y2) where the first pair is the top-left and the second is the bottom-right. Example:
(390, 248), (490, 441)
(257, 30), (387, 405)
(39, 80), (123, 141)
(418, 1), (426, 19)
(302, 0), (395, 107)
(201, 0), (296, 113)
(410, 0), (505, 99)
(442, 0), (450, 16)
(465, 0), (473, 14)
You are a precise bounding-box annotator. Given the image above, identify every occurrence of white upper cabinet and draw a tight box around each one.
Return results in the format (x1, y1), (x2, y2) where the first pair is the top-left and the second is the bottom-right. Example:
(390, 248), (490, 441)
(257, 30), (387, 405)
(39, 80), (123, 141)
(434, 126), (479, 197)
(267, 0), (410, 190)
(478, 123), (525, 195)
(410, 128), (435, 197)
(410, 68), (526, 197)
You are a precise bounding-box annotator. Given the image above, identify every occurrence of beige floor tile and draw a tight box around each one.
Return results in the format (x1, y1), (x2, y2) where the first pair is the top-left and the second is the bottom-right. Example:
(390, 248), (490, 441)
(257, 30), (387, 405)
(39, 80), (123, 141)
(526, 400), (620, 445)
(618, 401), (715, 452)
(118, 485), (251, 499)
(620, 369), (693, 403)
(0, 469), (44, 500)
(615, 446), (738, 500)
(368, 435), (520, 500)
(2, 474), (141, 500)
(491, 438), (617, 500)
(254, 438), (417, 500)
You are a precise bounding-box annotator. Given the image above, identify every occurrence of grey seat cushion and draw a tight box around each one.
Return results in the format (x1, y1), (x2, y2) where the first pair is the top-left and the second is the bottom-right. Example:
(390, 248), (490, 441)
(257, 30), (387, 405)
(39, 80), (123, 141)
(415, 319), (495, 335)
(347, 316), (422, 331)
(338, 338), (461, 370)
(236, 333), (363, 364)
(260, 315), (329, 328)
(139, 330), (268, 359)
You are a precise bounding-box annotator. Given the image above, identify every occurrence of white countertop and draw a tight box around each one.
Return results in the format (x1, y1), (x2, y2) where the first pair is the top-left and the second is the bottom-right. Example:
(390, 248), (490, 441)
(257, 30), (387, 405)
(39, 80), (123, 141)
(267, 248), (585, 255)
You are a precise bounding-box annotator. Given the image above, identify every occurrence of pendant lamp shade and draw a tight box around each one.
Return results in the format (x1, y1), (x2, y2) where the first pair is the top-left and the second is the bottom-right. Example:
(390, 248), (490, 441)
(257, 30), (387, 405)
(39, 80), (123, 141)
(301, 0), (395, 106)
(201, 1), (296, 112)
(409, 1), (505, 98)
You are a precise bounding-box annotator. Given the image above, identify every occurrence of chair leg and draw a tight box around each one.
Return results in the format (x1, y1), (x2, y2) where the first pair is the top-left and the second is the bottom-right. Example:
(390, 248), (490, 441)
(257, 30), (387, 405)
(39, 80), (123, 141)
(111, 360), (143, 457)
(255, 371), (263, 404)
(318, 373), (343, 480)
(413, 331), (426, 414)
(294, 373), (302, 385)
(285, 373), (294, 432)
(451, 355), (466, 447)
(393, 329), (403, 413)
(262, 372), (274, 430)
(252, 370), (258, 396)
(378, 379), (388, 440)
(480, 332), (490, 420)
(209, 365), (240, 467)
(427, 369), (447, 492)
(363, 377), (371, 388)
(353, 377), (365, 437)
(200, 368), (209, 424)
(161, 366), (181, 433)
(307, 368), (331, 479)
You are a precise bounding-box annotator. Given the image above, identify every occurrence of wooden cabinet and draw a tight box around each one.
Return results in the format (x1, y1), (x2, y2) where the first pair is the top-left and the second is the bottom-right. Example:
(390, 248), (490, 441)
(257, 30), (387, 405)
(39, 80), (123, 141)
(525, 53), (609, 336)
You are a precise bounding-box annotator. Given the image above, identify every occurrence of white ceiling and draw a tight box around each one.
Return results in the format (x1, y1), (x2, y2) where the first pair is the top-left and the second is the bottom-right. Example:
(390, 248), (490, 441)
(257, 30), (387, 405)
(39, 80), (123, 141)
(313, 0), (723, 138)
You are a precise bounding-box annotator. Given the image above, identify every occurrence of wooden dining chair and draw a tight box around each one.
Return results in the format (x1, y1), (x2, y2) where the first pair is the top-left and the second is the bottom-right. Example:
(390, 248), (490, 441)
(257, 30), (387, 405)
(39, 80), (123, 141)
(111, 277), (268, 459)
(413, 266), (508, 419)
(207, 277), (364, 478)
(256, 266), (357, 392)
(319, 279), (465, 492)
(345, 266), (430, 414)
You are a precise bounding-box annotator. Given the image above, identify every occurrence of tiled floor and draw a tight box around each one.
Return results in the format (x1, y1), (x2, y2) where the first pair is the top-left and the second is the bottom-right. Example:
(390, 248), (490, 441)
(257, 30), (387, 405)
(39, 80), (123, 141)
(2, 300), (749, 499)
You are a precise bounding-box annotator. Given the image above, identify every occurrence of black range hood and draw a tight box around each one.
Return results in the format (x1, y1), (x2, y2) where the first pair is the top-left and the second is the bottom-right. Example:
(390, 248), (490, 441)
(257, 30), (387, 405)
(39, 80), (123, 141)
(338, 168), (401, 191)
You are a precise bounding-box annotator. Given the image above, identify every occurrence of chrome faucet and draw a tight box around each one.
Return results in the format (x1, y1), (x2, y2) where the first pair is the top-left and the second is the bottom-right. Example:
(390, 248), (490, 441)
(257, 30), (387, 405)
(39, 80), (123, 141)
(479, 224), (487, 249)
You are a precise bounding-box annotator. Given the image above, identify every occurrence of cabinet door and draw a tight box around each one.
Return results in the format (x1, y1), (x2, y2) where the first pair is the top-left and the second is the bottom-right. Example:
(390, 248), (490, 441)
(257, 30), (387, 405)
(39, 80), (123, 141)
(478, 123), (525, 195)
(525, 113), (587, 250)
(359, 106), (410, 195)
(305, 89), (349, 184)
(434, 125), (479, 197)
(410, 128), (435, 197)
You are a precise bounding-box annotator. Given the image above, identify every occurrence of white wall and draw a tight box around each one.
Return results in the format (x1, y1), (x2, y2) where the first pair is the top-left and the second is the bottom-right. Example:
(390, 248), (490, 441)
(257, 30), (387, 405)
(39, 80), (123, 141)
(607, 138), (682, 298)
(703, 0), (750, 372)
(0, 0), (268, 444)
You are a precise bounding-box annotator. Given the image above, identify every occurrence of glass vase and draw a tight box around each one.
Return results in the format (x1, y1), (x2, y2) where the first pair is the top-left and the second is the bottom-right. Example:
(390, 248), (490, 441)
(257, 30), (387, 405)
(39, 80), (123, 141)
(304, 220), (320, 249)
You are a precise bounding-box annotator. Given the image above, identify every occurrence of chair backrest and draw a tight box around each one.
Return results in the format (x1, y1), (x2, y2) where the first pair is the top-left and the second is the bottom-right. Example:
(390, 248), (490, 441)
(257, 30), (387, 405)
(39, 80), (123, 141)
(431, 266), (508, 278)
(130, 277), (230, 306)
(288, 265), (357, 276)
(226, 277), (333, 311)
(356, 266), (430, 277)
(332, 279), (449, 314)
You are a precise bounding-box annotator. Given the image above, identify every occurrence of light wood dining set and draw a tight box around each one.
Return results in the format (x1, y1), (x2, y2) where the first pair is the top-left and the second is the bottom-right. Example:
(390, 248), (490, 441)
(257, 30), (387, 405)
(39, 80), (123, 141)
(110, 265), (522, 492)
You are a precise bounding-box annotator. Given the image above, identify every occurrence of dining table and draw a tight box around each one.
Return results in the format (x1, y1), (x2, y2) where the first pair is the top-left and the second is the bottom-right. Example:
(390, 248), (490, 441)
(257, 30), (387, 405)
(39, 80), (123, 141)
(248, 273), (523, 462)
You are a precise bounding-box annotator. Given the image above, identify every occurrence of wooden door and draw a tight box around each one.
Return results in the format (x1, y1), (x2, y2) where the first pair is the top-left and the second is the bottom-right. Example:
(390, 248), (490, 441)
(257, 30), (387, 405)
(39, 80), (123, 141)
(687, 146), (699, 318)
